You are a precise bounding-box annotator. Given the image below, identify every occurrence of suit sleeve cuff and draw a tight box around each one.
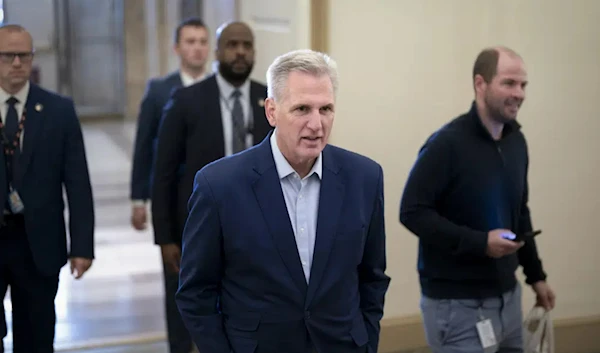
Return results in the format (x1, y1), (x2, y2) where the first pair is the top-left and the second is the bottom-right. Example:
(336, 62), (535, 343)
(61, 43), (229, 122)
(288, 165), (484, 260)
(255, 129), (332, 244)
(131, 199), (147, 207)
(525, 267), (547, 285)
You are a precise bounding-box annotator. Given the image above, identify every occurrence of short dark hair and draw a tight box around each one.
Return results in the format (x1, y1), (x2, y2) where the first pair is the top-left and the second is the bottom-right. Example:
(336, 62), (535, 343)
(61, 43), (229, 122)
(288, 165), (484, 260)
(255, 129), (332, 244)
(472, 48), (500, 84)
(473, 46), (522, 86)
(174, 17), (207, 43)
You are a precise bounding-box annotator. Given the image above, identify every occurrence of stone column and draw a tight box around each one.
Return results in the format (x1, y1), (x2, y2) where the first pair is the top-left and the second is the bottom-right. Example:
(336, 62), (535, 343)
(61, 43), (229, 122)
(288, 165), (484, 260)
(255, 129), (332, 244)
(123, 0), (148, 120)
(156, 0), (172, 76)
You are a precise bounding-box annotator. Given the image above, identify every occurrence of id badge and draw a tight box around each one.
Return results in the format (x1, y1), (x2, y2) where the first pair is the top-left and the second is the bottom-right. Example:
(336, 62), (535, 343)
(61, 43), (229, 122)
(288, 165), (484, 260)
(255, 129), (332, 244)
(8, 187), (25, 214)
(476, 318), (497, 353)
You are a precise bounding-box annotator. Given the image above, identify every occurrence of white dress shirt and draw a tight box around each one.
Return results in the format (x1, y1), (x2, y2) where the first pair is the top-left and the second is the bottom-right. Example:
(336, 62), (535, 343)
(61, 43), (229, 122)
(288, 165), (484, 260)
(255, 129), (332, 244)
(270, 129), (322, 283)
(180, 70), (208, 87)
(215, 73), (253, 156)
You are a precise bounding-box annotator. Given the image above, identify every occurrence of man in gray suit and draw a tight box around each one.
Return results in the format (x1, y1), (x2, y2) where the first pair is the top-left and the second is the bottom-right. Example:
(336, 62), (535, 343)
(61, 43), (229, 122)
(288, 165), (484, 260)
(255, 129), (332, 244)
(129, 17), (209, 353)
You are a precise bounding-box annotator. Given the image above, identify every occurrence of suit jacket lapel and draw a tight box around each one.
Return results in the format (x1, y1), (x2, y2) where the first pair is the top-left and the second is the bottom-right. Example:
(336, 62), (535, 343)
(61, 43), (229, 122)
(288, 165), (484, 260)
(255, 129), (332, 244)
(250, 82), (268, 144)
(168, 71), (182, 89)
(19, 87), (44, 180)
(0, 141), (7, 213)
(206, 76), (225, 157)
(306, 147), (345, 305)
(252, 134), (308, 295)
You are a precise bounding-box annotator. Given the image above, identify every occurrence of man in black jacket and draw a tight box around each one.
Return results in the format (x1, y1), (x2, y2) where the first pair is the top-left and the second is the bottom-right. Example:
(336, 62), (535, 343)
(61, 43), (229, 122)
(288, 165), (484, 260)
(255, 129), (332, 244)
(400, 46), (555, 353)
(129, 17), (209, 353)
(0, 24), (94, 353)
(151, 19), (271, 302)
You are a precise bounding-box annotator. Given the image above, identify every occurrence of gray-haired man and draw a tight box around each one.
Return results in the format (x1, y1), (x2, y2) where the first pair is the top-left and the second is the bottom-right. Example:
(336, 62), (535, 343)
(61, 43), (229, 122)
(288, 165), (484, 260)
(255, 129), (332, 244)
(175, 49), (391, 353)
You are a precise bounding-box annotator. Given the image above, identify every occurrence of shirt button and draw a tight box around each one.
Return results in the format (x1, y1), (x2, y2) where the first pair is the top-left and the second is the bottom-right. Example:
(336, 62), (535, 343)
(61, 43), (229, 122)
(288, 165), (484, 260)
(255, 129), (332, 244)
(302, 260), (307, 266)
(300, 227), (304, 232)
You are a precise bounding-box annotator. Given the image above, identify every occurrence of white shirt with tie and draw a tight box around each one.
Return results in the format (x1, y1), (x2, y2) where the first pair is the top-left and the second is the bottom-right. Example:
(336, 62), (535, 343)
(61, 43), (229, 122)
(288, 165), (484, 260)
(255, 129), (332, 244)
(215, 73), (253, 156)
(0, 81), (29, 150)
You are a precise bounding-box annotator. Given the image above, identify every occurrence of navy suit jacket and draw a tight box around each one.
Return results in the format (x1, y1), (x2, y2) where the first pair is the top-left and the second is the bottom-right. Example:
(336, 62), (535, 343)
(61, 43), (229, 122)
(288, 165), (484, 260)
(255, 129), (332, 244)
(0, 83), (94, 275)
(176, 132), (390, 353)
(151, 74), (271, 245)
(130, 71), (182, 201)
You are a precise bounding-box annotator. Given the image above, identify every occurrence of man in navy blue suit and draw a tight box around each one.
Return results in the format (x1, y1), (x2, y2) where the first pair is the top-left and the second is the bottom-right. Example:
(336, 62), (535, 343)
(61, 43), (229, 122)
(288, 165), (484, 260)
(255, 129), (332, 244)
(129, 17), (209, 353)
(0, 24), (94, 353)
(176, 49), (391, 353)
(130, 17), (210, 230)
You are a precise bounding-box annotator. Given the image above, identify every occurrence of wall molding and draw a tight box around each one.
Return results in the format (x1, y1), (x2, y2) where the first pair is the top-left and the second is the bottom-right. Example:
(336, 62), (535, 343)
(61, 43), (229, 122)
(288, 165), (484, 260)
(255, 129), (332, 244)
(379, 314), (600, 353)
(310, 0), (328, 53)
(46, 313), (600, 352)
(156, 0), (169, 77)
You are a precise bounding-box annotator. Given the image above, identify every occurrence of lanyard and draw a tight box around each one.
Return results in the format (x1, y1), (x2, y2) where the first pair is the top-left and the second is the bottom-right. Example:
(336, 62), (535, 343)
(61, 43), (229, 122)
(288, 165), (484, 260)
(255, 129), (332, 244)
(219, 92), (241, 116)
(0, 107), (27, 189)
(0, 106), (27, 156)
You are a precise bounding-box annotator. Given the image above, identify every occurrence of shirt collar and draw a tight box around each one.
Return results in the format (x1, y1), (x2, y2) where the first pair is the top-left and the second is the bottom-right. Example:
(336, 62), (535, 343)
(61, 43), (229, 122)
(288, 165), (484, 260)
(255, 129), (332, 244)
(216, 72), (251, 101)
(0, 81), (30, 106)
(179, 70), (207, 87)
(270, 129), (323, 180)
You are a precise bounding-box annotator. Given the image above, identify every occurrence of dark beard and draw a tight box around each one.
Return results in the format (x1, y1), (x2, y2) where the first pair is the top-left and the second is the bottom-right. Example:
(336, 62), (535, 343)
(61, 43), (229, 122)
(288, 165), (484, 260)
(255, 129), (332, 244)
(484, 93), (512, 124)
(219, 61), (253, 85)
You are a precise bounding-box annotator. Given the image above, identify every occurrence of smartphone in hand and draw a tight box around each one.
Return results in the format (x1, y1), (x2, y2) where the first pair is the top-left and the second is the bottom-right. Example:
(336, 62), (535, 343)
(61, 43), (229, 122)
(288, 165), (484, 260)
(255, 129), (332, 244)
(512, 229), (542, 242)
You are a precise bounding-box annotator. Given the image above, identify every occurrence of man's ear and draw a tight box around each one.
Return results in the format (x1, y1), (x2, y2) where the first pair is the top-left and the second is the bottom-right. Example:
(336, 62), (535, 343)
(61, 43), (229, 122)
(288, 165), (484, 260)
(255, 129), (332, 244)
(264, 98), (277, 128)
(474, 74), (487, 94)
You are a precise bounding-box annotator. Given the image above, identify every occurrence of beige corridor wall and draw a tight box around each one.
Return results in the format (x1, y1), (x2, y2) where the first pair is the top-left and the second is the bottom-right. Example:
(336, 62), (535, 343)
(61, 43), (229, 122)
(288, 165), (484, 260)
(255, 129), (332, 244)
(327, 0), (600, 321)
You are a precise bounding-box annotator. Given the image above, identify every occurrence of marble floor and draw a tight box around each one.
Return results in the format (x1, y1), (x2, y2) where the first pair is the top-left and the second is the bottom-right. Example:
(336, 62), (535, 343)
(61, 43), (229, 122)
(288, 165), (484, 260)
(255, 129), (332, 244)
(78, 344), (429, 353)
(77, 343), (429, 353)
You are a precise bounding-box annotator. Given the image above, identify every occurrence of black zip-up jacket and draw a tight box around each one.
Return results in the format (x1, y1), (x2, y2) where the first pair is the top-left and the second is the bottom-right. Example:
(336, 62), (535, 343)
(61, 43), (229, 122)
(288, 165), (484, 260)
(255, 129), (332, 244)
(400, 101), (547, 299)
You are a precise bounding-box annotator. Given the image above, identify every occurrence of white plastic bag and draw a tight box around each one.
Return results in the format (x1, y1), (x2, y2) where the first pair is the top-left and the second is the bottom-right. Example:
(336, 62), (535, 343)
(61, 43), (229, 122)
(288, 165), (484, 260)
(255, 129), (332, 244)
(523, 306), (554, 353)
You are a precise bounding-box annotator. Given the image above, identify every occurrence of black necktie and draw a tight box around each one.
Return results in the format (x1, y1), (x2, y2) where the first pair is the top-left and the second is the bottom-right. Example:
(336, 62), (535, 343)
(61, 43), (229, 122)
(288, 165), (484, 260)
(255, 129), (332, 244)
(4, 96), (21, 187)
(5, 96), (19, 145)
(231, 90), (246, 154)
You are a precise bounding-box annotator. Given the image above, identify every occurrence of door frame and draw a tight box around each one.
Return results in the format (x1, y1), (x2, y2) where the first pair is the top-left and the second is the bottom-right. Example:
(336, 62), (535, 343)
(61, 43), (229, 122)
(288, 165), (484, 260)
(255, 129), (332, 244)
(228, 0), (328, 52)
(310, 0), (328, 52)
(55, 0), (126, 119)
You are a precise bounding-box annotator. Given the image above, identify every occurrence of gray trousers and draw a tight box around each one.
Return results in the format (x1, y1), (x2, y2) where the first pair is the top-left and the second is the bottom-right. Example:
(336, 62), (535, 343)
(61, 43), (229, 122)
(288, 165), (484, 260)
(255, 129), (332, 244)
(420, 283), (523, 353)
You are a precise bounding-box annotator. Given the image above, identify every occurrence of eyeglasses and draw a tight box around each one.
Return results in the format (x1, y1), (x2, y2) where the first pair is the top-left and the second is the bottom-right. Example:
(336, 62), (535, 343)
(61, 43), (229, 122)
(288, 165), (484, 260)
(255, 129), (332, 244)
(0, 52), (34, 64)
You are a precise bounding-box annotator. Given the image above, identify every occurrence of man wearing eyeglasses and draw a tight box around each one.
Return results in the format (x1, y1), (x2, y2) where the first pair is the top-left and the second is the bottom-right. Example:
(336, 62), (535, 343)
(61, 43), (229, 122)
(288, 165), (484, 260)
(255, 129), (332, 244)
(0, 24), (94, 353)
